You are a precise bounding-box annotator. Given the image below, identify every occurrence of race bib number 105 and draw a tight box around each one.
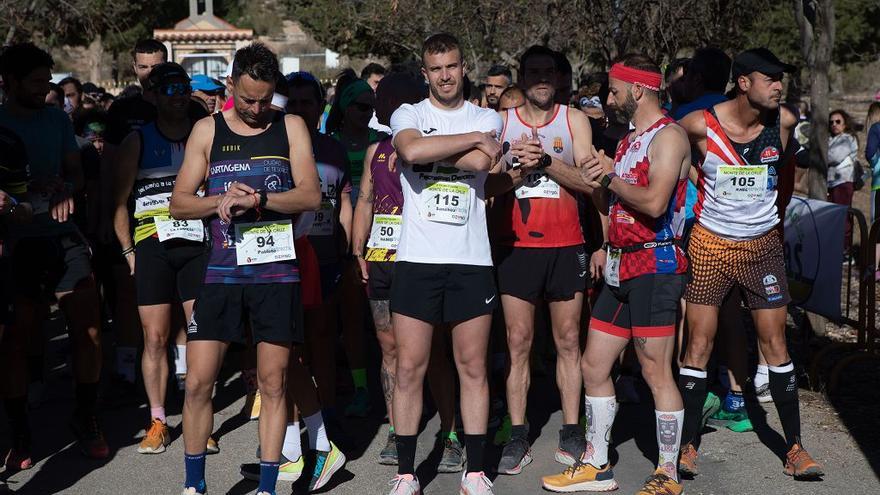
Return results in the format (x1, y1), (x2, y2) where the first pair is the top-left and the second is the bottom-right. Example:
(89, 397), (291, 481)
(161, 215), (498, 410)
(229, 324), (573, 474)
(235, 220), (296, 266)
(716, 165), (768, 201)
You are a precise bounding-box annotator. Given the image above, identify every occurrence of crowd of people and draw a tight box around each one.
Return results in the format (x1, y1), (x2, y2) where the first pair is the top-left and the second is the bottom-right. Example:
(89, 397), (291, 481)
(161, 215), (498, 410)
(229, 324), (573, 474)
(5, 29), (869, 494)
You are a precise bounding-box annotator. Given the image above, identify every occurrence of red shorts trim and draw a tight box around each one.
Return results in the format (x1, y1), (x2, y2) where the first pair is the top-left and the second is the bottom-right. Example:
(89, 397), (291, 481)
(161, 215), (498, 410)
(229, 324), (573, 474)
(590, 317), (630, 339)
(632, 325), (675, 338)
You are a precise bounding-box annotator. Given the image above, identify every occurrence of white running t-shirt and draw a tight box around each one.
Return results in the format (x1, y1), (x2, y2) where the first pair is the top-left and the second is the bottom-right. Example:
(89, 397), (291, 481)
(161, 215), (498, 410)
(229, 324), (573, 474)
(390, 99), (503, 266)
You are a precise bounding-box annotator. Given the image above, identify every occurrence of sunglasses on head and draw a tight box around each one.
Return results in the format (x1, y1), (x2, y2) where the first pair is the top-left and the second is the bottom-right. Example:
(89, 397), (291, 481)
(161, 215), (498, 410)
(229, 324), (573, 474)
(159, 82), (192, 97)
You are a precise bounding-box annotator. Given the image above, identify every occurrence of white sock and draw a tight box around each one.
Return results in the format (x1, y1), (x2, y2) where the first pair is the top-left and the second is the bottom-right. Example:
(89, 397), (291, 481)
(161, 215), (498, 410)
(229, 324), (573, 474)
(303, 411), (331, 451)
(174, 345), (187, 375)
(282, 421), (302, 461)
(584, 395), (617, 468)
(115, 346), (137, 383)
(656, 409), (684, 482)
(754, 364), (769, 388)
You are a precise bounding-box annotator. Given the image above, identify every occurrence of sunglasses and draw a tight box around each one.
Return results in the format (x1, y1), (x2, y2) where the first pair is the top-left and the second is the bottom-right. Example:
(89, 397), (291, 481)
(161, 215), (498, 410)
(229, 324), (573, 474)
(351, 102), (373, 112)
(829, 119), (842, 124)
(159, 83), (192, 97)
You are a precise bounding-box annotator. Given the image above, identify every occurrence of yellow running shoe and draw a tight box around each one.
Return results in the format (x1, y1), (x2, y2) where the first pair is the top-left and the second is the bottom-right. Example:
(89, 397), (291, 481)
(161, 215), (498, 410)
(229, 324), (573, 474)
(137, 419), (170, 454)
(635, 469), (682, 495)
(243, 390), (261, 421)
(541, 462), (618, 492)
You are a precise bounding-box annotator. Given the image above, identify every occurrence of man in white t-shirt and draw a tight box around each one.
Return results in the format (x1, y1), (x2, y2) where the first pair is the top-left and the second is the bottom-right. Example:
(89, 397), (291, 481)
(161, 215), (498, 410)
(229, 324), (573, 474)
(385, 33), (502, 495)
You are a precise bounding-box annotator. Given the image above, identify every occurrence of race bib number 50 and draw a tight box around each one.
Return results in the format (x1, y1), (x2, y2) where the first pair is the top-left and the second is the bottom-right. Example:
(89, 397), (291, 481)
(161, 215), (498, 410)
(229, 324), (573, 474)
(368, 214), (402, 250)
(235, 220), (296, 266)
(421, 181), (470, 225)
(716, 165), (768, 201)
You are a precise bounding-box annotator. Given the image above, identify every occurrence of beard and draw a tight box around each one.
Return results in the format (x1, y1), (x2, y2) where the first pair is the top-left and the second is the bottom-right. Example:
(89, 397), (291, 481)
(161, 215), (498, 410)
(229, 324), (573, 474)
(525, 86), (555, 110)
(608, 93), (637, 125)
(430, 81), (461, 106)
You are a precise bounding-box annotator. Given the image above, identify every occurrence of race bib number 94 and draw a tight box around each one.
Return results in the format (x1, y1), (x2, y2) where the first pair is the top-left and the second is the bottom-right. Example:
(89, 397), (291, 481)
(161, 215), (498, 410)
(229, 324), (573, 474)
(235, 220), (296, 266)
(716, 165), (768, 201)
(421, 181), (470, 225)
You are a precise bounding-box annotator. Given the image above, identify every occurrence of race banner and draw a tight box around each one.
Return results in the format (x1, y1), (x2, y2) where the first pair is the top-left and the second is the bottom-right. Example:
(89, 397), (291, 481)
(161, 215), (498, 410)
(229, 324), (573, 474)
(783, 196), (848, 320)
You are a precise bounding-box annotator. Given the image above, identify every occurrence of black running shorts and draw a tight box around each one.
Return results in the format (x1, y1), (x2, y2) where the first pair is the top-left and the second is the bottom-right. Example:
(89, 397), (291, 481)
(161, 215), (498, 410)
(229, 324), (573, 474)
(390, 261), (497, 324)
(367, 261), (395, 301)
(590, 273), (684, 339)
(189, 283), (304, 344)
(12, 233), (93, 298)
(135, 237), (207, 306)
(496, 245), (588, 302)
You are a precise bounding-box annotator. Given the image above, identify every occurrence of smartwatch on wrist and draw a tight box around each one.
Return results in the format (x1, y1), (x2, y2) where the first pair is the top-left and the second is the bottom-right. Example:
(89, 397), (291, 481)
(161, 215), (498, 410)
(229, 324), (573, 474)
(537, 153), (552, 170)
(600, 172), (618, 188)
(256, 190), (268, 208)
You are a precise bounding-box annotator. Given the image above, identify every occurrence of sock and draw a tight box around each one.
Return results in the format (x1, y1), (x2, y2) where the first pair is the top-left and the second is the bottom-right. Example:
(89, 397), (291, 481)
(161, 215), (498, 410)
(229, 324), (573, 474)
(115, 346), (137, 383)
(3, 396), (29, 444)
(242, 368), (258, 395)
(183, 452), (207, 490)
(678, 367), (708, 446)
(754, 364), (769, 388)
(257, 460), (280, 494)
(303, 412), (331, 451)
(389, 425), (395, 434)
(282, 422), (302, 461)
(584, 395), (617, 468)
(351, 368), (367, 389)
(723, 390), (745, 412)
(75, 381), (99, 417)
(396, 434), (417, 475)
(174, 345), (187, 375)
(447, 430), (459, 443)
(510, 424), (528, 440)
(769, 362), (801, 447)
(463, 433), (486, 474)
(656, 410), (684, 482)
(150, 406), (166, 424)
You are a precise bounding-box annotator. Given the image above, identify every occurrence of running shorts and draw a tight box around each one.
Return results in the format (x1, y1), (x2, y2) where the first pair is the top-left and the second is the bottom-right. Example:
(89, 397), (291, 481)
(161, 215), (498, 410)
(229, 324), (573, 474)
(496, 245), (588, 301)
(189, 283), (304, 344)
(12, 232), (92, 298)
(134, 237), (206, 306)
(590, 273), (684, 339)
(685, 224), (790, 310)
(390, 262), (497, 324)
(367, 261), (395, 301)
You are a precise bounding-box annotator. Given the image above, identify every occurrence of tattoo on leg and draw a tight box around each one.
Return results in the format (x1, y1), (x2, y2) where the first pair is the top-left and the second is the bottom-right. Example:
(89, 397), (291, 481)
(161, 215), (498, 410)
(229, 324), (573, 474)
(381, 365), (395, 405)
(634, 337), (647, 350)
(370, 300), (392, 332)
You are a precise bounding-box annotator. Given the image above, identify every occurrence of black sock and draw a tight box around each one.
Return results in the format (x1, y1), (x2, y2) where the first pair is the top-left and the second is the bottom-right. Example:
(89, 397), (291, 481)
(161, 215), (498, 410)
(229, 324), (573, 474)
(464, 434), (486, 474)
(3, 396), (30, 445)
(511, 424), (529, 440)
(678, 367), (708, 446)
(75, 381), (99, 418)
(396, 434), (418, 475)
(768, 362), (801, 447)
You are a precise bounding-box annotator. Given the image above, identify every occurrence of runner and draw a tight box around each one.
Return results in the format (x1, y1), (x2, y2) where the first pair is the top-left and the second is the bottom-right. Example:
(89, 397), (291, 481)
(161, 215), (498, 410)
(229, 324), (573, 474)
(542, 53), (690, 494)
(492, 45), (594, 475)
(170, 43), (320, 495)
(111, 63), (208, 455)
(0, 42), (108, 462)
(385, 32), (501, 495)
(483, 65), (511, 110)
(677, 47), (823, 480)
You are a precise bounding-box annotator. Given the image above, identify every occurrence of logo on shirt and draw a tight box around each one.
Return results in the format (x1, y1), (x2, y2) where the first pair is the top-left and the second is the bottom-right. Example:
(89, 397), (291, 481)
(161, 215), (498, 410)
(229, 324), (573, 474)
(553, 137), (564, 153)
(763, 274), (777, 285)
(221, 144), (241, 152)
(765, 284), (781, 295)
(630, 141), (641, 152)
(376, 153), (387, 162)
(760, 146), (780, 164)
(422, 128), (437, 135)
(265, 174), (281, 190)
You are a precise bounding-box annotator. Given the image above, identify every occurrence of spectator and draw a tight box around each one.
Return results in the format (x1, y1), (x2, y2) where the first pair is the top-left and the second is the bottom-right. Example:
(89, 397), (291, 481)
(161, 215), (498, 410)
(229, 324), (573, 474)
(663, 57), (690, 113)
(46, 82), (64, 109)
(827, 109), (859, 250)
(361, 62), (386, 91)
(865, 101), (880, 279)
(59, 76), (83, 113)
(190, 74), (225, 113)
(484, 64), (512, 110)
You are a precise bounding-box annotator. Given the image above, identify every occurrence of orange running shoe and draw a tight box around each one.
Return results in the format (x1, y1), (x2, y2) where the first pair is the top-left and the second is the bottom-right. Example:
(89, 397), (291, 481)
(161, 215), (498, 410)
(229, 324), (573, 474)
(784, 444), (823, 479)
(635, 469), (683, 495)
(137, 418), (171, 454)
(678, 443), (698, 477)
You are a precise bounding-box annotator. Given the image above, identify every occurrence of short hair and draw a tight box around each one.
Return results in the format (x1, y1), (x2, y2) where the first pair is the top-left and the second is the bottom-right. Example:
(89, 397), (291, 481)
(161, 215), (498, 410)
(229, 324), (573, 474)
(286, 71), (324, 104)
(360, 63), (386, 80)
(689, 47), (732, 93)
(0, 42), (54, 82)
(665, 58), (690, 83)
(47, 83), (64, 104)
(829, 109), (855, 134)
(59, 76), (83, 93)
(422, 33), (461, 61)
(132, 39), (168, 61)
(73, 107), (107, 136)
(519, 45), (558, 74)
(232, 43), (280, 83)
(487, 64), (512, 80)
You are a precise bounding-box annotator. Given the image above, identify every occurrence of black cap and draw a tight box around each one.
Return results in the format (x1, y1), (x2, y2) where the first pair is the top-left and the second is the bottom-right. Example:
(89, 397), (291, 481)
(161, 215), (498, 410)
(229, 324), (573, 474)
(147, 62), (190, 89)
(731, 48), (795, 80)
(81, 82), (102, 95)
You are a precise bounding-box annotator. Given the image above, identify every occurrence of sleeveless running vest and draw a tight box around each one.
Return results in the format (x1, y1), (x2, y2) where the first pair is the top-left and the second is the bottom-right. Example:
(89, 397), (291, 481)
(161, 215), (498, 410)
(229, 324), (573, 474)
(365, 138), (403, 262)
(609, 117), (687, 281)
(694, 108), (784, 240)
(496, 104), (583, 247)
(204, 112), (300, 284)
(133, 122), (189, 244)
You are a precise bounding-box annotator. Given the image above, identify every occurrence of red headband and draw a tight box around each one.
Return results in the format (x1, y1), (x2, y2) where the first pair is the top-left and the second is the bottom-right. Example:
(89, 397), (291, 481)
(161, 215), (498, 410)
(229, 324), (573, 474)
(609, 63), (662, 91)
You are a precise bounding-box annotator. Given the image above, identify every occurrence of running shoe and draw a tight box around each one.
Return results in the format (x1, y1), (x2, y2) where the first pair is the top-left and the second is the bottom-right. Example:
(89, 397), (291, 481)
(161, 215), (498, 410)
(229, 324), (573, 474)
(3, 445), (32, 471)
(244, 391), (261, 421)
(378, 431), (398, 465)
(493, 414), (511, 445)
(755, 382), (773, 403)
(726, 416), (754, 433)
(181, 488), (205, 495)
(708, 407), (749, 427)
(137, 418), (171, 454)
(309, 441), (346, 491)
(497, 436), (532, 475)
(387, 474), (421, 494)
(240, 455), (305, 482)
(555, 427), (586, 466)
(438, 435), (465, 473)
(206, 436), (219, 454)
(69, 413), (109, 459)
(459, 471), (494, 494)
(678, 443), (698, 477)
(635, 469), (682, 495)
(783, 443), (824, 479)
(541, 462), (618, 492)
(701, 392), (721, 430)
(345, 387), (371, 417)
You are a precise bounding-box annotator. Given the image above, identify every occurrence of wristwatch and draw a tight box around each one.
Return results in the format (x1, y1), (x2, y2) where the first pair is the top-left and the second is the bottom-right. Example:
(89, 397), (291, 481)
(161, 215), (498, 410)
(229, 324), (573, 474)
(537, 153), (552, 170)
(256, 189), (268, 208)
(600, 172), (618, 188)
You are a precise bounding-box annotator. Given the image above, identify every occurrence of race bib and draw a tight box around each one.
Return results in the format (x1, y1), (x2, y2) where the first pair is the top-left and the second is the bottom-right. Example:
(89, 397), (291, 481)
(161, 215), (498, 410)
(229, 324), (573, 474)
(310, 202), (335, 236)
(515, 171), (560, 199)
(155, 216), (204, 242)
(421, 181), (470, 225)
(367, 214), (402, 250)
(235, 220), (296, 266)
(604, 248), (621, 288)
(716, 165), (768, 201)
